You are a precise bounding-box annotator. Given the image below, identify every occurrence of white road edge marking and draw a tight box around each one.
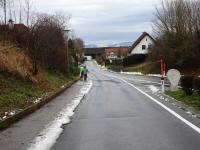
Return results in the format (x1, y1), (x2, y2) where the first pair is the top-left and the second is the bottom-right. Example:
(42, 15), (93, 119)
(105, 73), (200, 134)
(28, 80), (93, 150)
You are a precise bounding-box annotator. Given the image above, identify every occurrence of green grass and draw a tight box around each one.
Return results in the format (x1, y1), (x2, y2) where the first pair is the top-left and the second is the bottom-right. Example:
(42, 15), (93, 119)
(0, 73), (43, 116)
(123, 62), (160, 74)
(40, 69), (72, 88)
(0, 69), (76, 118)
(166, 90), (200, 110)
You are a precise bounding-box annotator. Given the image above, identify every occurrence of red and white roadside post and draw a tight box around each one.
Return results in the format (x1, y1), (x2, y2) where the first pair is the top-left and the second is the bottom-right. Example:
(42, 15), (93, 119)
(158, 59), (166, 93)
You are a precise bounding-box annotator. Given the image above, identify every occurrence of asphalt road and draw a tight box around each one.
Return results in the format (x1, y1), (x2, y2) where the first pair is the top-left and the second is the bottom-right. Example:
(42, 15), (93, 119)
(52, 61), (200, 150)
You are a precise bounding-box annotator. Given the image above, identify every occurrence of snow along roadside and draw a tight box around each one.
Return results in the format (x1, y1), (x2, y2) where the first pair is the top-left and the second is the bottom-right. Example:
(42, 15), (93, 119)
(120, 71), (168, 78)
(28, 80), (93, 150)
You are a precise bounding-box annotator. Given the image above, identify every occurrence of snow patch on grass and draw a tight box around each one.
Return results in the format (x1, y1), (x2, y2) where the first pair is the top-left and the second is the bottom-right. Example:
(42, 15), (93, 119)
(28, 80), (93, 150)
(147, 74), (162, 77)
(147, 85), (160, 94)
(120, 71), (165, 78)
(120, 71), (144, 75)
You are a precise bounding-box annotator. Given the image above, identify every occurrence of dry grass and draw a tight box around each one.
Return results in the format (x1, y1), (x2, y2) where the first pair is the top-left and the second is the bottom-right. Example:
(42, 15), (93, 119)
(0, 42), (45, 83)
(0, 42), (77, 118)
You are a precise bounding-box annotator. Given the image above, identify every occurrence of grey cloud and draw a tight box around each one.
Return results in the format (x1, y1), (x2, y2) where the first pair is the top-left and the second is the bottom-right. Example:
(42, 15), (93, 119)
(33, 0), (160, 45)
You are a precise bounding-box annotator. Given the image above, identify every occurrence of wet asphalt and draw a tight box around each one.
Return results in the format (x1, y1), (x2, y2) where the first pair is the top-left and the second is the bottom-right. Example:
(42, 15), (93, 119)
(52, 61), (200, 150)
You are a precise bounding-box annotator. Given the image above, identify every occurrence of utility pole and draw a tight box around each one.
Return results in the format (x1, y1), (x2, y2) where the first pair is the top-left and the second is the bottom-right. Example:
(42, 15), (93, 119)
(64, 29), (71, 75)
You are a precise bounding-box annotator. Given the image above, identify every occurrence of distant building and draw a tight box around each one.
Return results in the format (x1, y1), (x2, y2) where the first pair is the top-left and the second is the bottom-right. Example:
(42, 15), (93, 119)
(13, 24), (28, 32)
(0, 23), (28, 32)
(105, 47), (129, 60)
(84, 47), (106, 59)
(129, 32), (154, 55)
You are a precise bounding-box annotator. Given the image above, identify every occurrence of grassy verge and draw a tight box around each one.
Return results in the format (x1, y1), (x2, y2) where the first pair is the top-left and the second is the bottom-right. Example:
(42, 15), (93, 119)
(0, 70), (77, 118)
(40, 69), (73, 89)
(0, 73), (43, 117)
(166, 90), (200, 110)
(123, 62), (160, 74)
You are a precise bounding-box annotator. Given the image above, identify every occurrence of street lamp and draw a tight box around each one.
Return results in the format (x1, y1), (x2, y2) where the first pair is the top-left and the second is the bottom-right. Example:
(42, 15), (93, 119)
(63, 29), (71, 75)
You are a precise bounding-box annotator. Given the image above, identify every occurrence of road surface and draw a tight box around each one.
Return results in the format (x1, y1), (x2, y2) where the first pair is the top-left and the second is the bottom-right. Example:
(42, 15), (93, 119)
(52, 61), (200, 150)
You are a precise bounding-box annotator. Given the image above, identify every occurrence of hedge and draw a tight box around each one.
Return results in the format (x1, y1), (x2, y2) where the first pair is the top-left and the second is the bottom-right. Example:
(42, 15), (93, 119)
(194, 77), (200, 95)
(170, 75), (200, 96)
(123, 54), (147, 66)
(181, 76), (194, 95)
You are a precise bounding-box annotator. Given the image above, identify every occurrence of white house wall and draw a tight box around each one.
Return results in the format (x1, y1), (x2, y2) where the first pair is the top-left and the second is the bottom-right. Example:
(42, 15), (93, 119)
(130, 35), (154, 54)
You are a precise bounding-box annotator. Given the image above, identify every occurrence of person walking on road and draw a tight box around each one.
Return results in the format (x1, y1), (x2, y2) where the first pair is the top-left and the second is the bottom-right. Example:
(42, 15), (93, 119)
(83, 66), (88, 81)
(79, 65), (84, 80)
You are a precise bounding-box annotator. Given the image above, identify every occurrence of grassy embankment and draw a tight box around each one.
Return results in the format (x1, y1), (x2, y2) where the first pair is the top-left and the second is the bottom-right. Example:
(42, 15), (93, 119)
(0, 42), (79, 119)
(0, 70), (76, 118)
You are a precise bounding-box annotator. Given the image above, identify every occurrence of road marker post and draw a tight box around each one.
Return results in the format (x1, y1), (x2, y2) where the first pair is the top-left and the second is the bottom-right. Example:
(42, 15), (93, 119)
(158, 59), (166, 93)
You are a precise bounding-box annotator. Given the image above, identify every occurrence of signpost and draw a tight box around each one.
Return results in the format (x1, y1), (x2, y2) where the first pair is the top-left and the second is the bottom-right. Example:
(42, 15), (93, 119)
(167, 69), (181, 91)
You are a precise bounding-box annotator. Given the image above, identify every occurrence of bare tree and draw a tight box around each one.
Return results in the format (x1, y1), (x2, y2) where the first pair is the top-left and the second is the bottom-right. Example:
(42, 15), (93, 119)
(0, 0), (7, 24)
(18, 0), (22, 23)
(73, 38), (84, 61)
(151, 0), (200, 70)
(27, 13), (71, 74)
(24, 0), (32, 26)
(8, 0), (12, 21)
(12, 0), (17, 23)
(153, 0), (200, 37)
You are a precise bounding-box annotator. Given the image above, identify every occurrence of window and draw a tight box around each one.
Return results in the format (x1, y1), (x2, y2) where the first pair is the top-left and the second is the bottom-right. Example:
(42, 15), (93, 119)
(142, 45), (146, 50)
(148, 44), (152, 49)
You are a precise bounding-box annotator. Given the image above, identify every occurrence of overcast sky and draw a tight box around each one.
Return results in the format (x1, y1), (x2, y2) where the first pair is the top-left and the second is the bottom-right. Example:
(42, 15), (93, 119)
(33, 0), (161, 46)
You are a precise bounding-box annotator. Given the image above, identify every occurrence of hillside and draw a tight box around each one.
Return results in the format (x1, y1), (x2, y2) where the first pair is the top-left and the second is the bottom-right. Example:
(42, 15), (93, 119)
(0, 42), (43, 83)
(0, 43), (76, 119)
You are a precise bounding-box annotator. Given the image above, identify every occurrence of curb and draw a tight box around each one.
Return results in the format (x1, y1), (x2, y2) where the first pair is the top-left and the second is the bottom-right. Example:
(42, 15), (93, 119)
(0, 77), (80, 130)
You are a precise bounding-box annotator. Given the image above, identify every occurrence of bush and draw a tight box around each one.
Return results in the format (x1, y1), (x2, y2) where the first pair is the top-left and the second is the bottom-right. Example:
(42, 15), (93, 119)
(123, 54), (147, 66)
(111, 59), (123, 66)
(109, 65), (123, 72)
(28, 14), (67, 74)
(181, 76), (194, 95)
(69, 66), (79, 76)
(105, 59), (110, 66)
(194, 77), (200, 95)
(109, 59), (123, 72)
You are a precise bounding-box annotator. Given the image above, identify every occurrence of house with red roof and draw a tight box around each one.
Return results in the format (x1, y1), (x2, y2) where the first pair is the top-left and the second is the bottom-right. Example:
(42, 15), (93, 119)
(129, 32), (154, 55)
(13, 24), (28, 32)
(0, 23), (28, 39)
(105, 47), (129, 59)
